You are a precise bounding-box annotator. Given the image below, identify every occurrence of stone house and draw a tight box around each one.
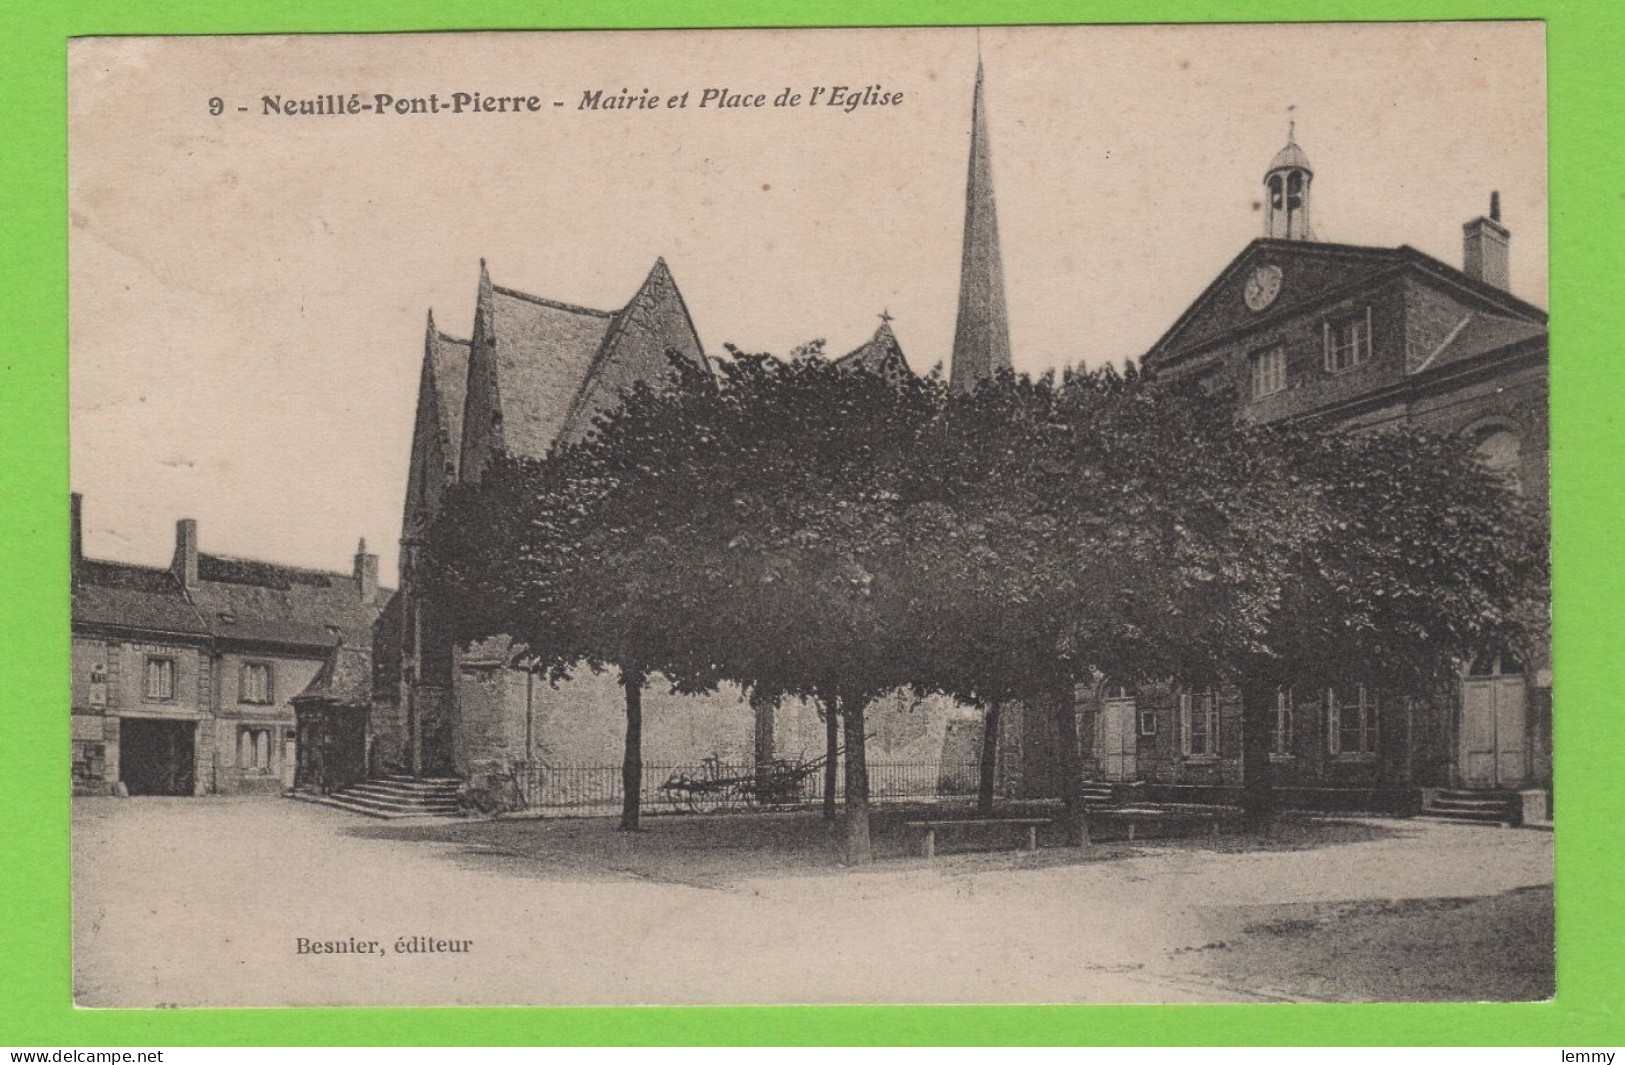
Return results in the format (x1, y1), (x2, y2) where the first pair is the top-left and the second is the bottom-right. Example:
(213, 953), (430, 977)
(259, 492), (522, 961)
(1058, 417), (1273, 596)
(70, 494), (389, 795)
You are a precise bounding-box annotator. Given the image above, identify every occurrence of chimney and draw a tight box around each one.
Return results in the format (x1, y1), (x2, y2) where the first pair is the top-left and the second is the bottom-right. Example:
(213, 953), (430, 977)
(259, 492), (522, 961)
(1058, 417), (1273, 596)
(70, 492), (84, 566)
(172, 518), (199, 591)
(1463, 191), (1510, 290)
(354, 537), (379, 604)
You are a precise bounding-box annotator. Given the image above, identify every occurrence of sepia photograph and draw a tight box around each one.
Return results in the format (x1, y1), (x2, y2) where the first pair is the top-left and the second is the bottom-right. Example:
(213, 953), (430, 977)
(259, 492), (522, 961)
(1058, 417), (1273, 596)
(67, 23), (1552, 1009)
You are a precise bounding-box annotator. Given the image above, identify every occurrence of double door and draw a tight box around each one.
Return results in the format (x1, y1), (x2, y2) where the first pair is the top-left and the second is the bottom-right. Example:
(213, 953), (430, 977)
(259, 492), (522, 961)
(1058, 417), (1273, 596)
(1460, 657), (1527, 788)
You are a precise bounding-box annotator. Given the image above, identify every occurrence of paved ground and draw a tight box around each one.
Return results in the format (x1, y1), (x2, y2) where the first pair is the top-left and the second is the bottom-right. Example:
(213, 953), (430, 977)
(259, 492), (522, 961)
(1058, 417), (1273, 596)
(72, 797), (1553, 1007)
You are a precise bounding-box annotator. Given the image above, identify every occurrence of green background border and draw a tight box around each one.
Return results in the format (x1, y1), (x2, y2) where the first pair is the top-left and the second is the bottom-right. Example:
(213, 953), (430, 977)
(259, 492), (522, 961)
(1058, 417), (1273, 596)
(3, 0), (1620, 1046)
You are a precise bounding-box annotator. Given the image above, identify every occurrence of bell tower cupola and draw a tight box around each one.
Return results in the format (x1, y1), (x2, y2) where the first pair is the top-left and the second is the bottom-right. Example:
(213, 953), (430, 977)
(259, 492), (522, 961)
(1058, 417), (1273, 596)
(1264, 107), (1316, 241)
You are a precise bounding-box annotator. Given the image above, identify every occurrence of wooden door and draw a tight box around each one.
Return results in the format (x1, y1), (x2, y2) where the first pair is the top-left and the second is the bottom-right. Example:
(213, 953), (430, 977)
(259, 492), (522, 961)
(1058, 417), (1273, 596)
(1460, 657), (1528, 788)
(1100, 695), (1138, 782)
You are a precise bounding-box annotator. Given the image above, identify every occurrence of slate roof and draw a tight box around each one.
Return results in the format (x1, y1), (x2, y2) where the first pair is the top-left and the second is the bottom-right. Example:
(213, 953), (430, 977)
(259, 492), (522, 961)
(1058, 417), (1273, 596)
(429, 328), (470, 480)
(72, 560), (208, 638)
(72, 551), (390, 652)
(1419, 313), (1548, 374)
(488, 285), (615, 458)
(835, 320), (914, 378)
(191, 554), (390, 650)
(292, 638), (375, 706)
(468, 258), (708, 460)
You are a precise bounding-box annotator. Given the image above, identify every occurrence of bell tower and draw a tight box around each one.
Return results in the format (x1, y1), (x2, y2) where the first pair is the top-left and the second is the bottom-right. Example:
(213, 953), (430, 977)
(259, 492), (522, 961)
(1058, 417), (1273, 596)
(1264, 107), (1316, 241)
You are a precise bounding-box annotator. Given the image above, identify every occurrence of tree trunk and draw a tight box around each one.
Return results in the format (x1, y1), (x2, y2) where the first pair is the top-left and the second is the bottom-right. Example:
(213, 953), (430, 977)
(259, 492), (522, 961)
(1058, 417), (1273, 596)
(751, 690), (776, 770)
(822, 697), (840, 821)
(1239, 675), (1276, 834)
(977, 702), (1002, 816)
(841, 695), (873, 864)
(619, 671), (644, 832)
(1051, 682), (1090, 846)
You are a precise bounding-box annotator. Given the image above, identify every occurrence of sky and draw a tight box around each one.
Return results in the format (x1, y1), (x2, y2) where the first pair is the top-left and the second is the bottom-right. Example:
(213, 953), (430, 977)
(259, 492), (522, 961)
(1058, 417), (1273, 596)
(68, 23), (1547, 580)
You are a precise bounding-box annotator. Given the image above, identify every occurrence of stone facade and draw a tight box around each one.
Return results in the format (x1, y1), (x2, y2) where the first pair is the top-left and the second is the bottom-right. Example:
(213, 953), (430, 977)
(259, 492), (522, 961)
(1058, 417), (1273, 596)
(1016, 134), (1550, 803)
(381, 256), (988, 784)
(70, 494), (388, 796)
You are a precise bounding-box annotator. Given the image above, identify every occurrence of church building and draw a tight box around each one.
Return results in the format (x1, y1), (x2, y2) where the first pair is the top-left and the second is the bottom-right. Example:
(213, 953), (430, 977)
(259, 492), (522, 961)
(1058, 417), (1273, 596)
(343, 60), (1028, 805)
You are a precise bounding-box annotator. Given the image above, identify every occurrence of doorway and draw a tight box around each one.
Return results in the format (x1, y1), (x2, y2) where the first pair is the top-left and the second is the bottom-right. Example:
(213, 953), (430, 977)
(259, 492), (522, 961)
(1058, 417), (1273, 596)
(119, 717), (196, 796)
(1098, 686), (1138, 782)
(1460, 655), (1527, 789)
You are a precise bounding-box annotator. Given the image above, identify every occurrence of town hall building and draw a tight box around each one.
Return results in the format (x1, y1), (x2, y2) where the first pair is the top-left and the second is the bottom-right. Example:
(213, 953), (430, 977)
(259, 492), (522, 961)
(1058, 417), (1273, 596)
(1023, 125), (1551, 817)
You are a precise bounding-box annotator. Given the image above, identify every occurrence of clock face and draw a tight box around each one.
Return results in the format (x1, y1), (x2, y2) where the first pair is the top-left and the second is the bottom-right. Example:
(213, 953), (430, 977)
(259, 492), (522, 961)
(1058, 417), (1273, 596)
(1244, 264), (1284, 311)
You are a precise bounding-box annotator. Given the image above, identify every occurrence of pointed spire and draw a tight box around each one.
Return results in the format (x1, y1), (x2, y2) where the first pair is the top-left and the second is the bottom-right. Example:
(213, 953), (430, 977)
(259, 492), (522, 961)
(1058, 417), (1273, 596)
(636, 256), (673, 298)
(950, 56), (1012, 392)
(476, 259), (494, 339)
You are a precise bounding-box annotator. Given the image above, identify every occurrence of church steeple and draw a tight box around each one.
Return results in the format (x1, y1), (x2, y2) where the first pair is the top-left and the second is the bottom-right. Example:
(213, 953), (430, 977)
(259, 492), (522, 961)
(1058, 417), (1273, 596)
(1264, 107), (1316, 241)
(949, 56), (1012, 392)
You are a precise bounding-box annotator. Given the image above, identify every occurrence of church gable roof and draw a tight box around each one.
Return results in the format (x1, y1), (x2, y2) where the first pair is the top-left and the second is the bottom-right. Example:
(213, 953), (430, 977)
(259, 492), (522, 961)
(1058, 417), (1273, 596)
(457, 259), (707, 468)
(429, 329), (470, 474)
(834, 320), (914, 382)
(404, 315), (472, 531)
(488, 285), (616, 458)
(559, 258), (708, 442)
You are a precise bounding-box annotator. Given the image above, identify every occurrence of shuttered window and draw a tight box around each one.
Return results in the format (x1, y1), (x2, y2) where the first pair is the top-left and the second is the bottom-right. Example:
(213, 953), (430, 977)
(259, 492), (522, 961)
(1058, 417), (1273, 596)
(144, 657), (175, 701)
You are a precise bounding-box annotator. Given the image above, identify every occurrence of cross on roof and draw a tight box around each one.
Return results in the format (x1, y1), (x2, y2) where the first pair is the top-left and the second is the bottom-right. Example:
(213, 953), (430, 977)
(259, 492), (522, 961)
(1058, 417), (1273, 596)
(878, 308), (894, 325)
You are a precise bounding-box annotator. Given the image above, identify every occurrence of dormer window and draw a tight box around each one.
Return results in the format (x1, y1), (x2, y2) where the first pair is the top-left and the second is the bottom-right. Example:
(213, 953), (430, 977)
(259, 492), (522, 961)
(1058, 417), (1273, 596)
(1324, 309), (1372, 373)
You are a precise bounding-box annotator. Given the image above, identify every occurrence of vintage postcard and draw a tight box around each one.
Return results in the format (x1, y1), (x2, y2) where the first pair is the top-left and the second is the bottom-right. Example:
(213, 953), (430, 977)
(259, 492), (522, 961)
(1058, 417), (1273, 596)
(69, 23), (1551, 1008)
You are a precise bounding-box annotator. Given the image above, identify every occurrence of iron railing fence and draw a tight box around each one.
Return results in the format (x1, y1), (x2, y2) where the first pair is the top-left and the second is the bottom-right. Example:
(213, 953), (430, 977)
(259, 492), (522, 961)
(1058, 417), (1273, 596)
(509, 759), (982, 815)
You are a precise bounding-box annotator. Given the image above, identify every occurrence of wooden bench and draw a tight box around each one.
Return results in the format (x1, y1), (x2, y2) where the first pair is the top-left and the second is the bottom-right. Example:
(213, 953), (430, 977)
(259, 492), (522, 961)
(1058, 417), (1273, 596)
(904, 818), (1053, 858)
(1109, 805), (1223, 841)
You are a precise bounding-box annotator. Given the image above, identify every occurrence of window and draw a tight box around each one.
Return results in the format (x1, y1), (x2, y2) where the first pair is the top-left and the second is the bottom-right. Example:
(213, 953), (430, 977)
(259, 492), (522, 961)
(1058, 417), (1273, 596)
(1250, 345), (1286, 398)
(1272, 688), (1295, 756)
(1327, 685), (1379, 756)
(144, 657), (175, 701)
(1180, 689), (1219, 758)
(1324, 310), (1372, 372)
(240, 662), (274, 705)
(1469, 652), (1523, 679)
(238, 727), (272, 772)
(1474, 428), (1524, 495)
(1139, 709), (1158, 737)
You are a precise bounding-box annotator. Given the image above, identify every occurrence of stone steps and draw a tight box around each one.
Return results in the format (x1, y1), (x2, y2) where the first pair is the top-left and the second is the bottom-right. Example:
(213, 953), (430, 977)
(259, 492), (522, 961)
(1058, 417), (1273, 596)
(1077, 782), (1118, 806)
(1419, 789), (1517, 825)
(288, 776), (462, 819)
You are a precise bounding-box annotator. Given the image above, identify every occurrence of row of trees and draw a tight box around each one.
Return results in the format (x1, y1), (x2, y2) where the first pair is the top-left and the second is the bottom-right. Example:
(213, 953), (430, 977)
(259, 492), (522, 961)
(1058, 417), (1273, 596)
(424, 347), (1547, 862)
